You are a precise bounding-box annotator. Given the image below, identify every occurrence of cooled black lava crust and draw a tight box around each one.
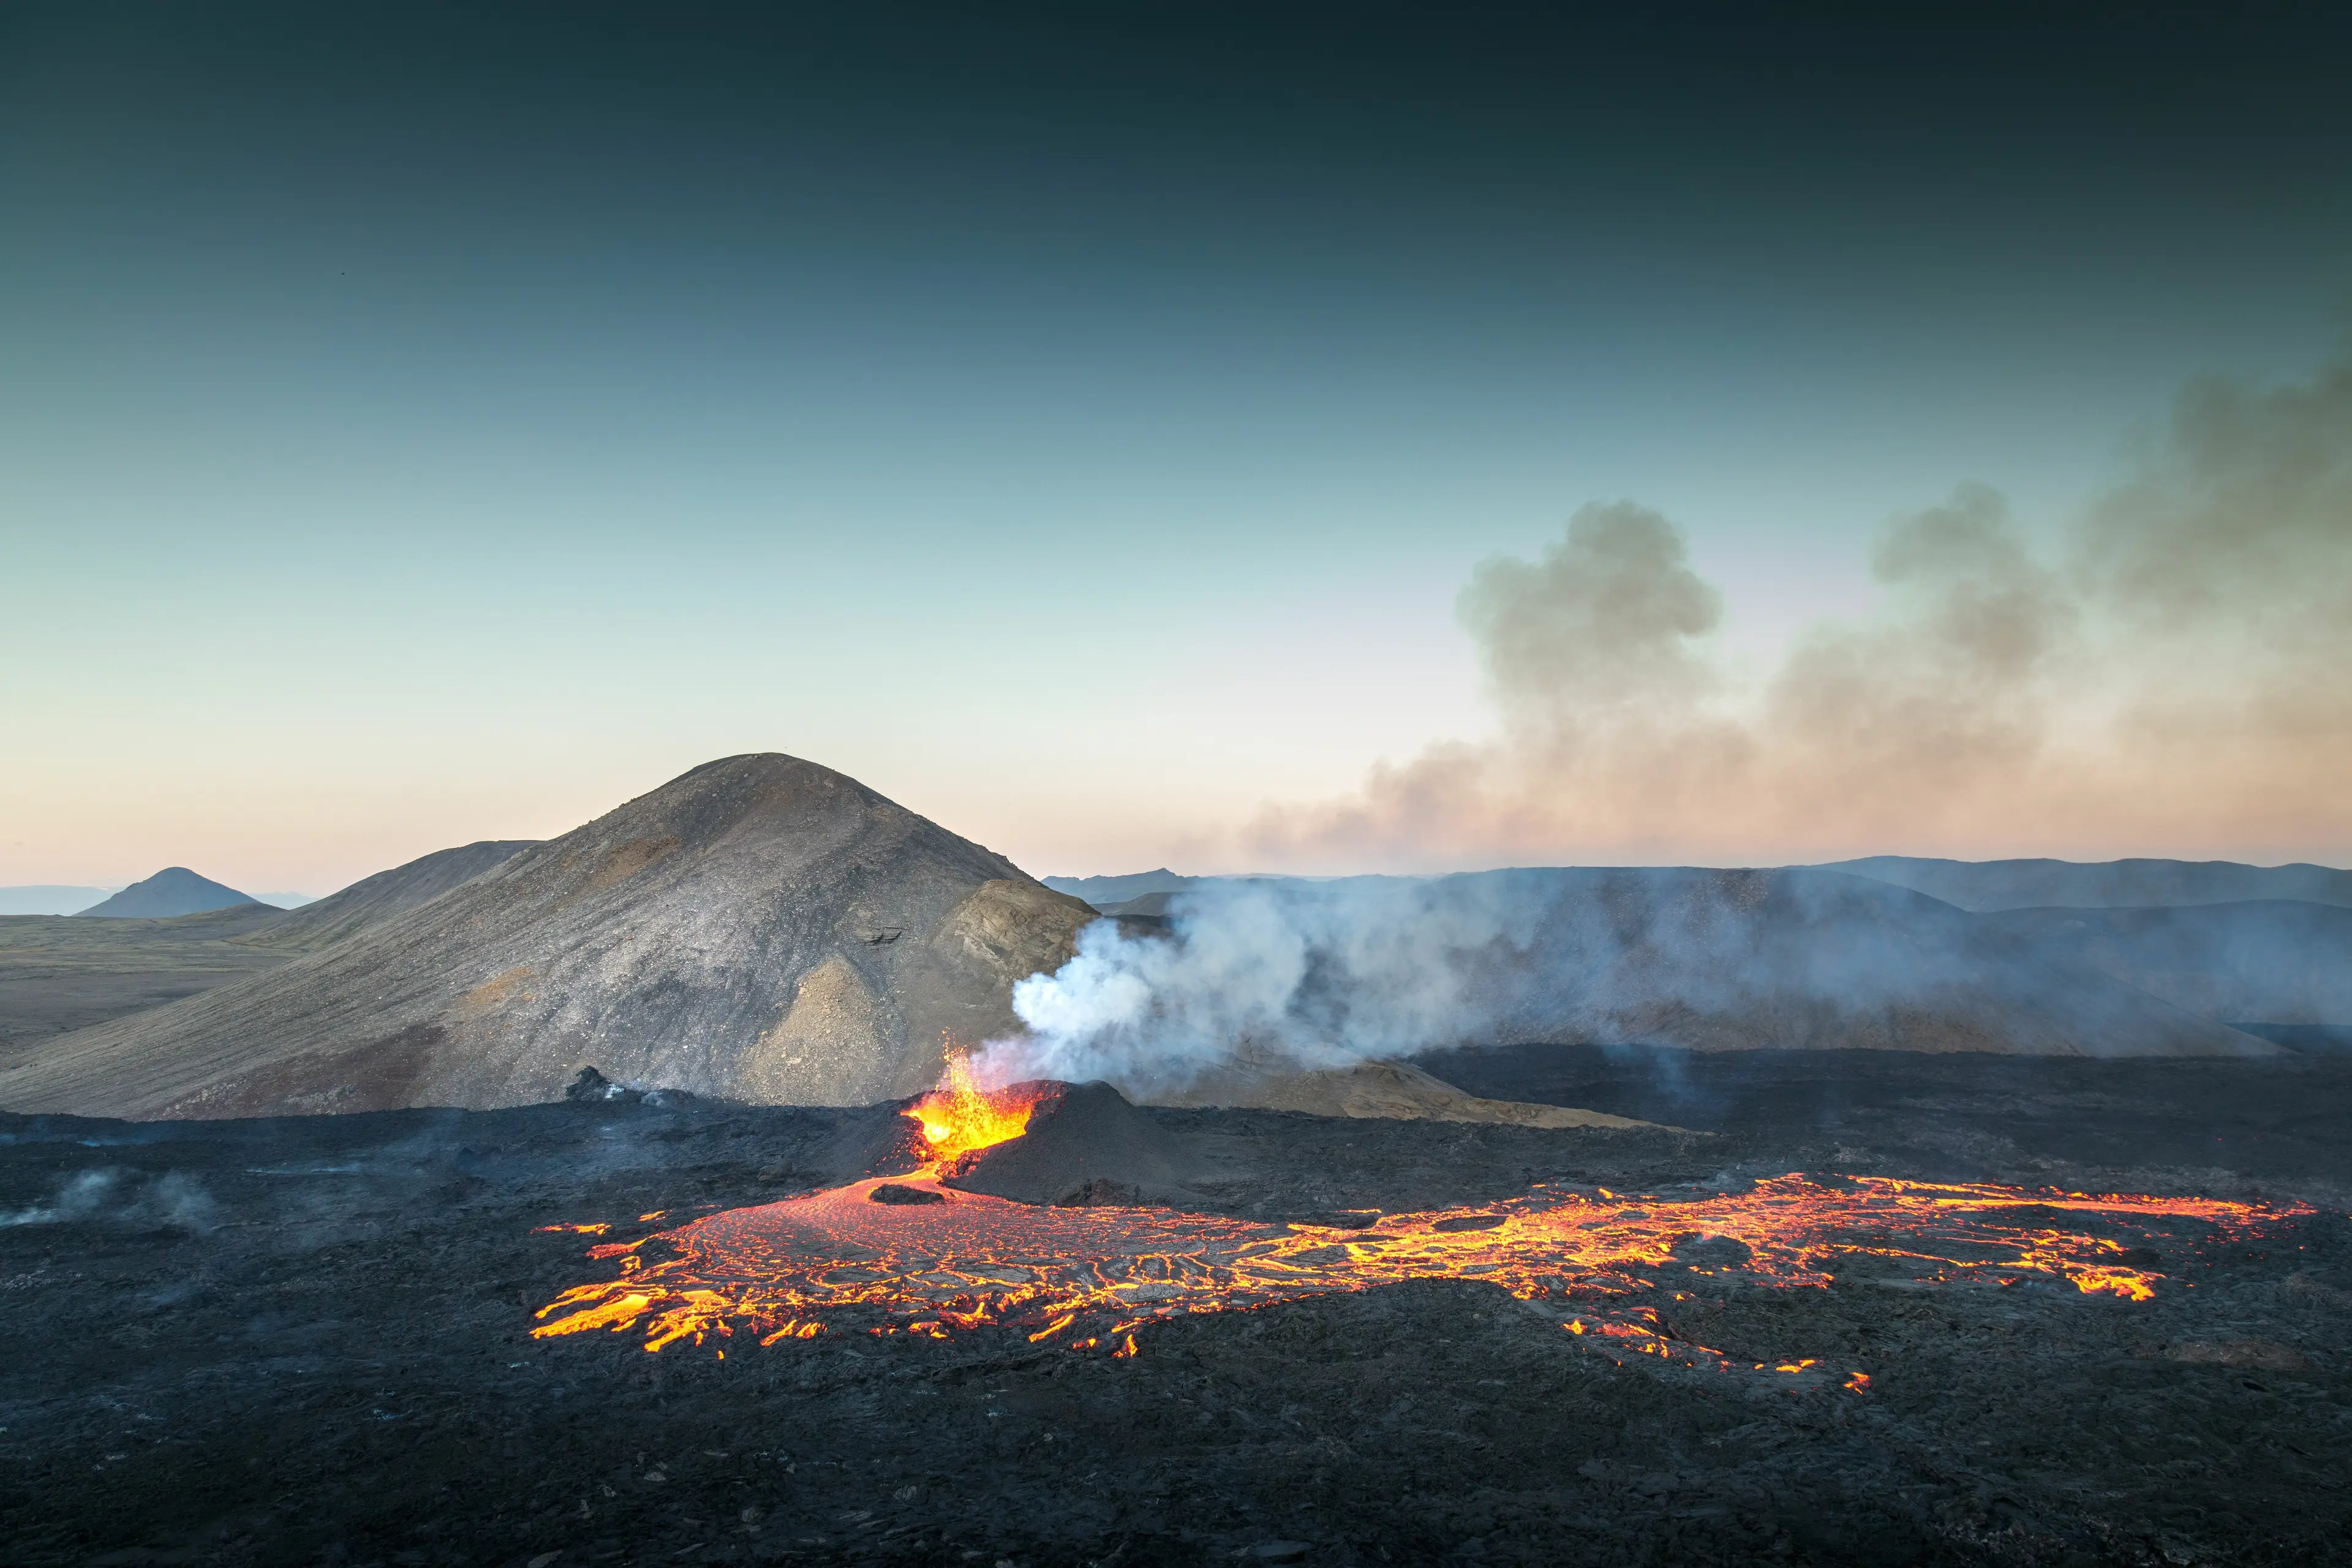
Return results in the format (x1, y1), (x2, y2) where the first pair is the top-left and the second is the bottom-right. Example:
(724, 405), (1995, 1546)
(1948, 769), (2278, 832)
(3, 1050), (2350, 1567)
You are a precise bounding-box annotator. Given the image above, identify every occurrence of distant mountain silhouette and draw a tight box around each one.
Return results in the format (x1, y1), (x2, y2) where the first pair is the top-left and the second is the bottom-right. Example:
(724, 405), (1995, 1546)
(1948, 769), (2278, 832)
(74, 869), (262, 919)
(0, 886), (113, 916)
(1041, 869), (1199, 906)
(7, 756), (1095, 1118)
(1823, 856), (2352, 911)
(245, 840), (540, 952)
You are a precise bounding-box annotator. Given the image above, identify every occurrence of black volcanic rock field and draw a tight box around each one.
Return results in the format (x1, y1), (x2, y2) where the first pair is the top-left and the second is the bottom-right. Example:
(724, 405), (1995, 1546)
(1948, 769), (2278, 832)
(4, 757), (2350, 1566)
(2, 1053), (2349, 1567)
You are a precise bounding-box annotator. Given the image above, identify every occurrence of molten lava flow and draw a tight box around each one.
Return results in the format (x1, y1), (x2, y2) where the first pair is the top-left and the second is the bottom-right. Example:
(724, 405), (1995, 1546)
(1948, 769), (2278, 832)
(904, 1054), (1046, 1168)
(532, 1174), (2313, 1371)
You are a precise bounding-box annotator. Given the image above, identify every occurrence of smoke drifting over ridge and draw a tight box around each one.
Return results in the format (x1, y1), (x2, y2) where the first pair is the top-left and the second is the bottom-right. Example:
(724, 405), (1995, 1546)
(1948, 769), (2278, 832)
(1243, 353), (2352, 871)
(971, 869), (2264, 1096)
(972, 357), (2342, 1096)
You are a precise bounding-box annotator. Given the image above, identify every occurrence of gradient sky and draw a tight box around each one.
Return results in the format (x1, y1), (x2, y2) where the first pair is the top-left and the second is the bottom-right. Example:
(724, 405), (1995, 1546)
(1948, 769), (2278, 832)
(6, 4), (2351, 894)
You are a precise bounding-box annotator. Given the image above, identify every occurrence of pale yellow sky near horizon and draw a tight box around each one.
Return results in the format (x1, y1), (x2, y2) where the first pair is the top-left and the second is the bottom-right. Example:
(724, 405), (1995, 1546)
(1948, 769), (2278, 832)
(15, 348), (2350, 903)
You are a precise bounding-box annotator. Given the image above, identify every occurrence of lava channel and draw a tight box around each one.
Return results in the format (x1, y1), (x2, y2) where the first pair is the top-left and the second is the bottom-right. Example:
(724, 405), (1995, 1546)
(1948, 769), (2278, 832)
(531, 1169), (2310, 1368)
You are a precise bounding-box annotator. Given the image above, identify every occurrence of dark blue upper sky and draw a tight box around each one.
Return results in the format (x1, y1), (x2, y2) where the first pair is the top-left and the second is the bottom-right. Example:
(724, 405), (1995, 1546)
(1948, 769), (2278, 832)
(7, 4), (2350, 886)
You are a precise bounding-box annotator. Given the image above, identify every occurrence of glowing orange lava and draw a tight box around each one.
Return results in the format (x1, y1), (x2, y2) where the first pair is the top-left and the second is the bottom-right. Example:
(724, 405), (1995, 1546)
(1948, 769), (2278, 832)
(532, 1174), (2312, 1372)
(904, 1054), (1047, 1167)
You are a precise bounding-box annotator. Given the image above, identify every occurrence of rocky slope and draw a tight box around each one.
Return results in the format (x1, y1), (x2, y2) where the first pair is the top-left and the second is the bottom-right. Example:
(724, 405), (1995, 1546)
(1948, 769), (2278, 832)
(241, 840), (540, 952)
(1, 755), (1095, 1118)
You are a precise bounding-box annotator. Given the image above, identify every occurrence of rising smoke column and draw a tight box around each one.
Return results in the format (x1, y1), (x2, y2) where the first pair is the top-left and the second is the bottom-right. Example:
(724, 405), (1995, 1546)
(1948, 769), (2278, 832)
(1239, 352), (2352, 871)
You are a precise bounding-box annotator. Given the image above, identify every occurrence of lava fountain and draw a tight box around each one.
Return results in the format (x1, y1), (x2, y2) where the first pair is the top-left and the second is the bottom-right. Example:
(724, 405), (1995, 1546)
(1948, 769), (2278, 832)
(905, 1052), (1049, 1170)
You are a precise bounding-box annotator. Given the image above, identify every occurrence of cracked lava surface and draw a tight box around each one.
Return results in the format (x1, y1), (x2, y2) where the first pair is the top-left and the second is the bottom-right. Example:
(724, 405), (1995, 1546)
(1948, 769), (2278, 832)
(532, 1172), (2309, 1377)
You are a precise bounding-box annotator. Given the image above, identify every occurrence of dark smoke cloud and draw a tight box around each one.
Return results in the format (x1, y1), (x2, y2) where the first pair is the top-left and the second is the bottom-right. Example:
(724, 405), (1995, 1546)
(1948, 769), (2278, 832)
(1243, 354), (2352, 869)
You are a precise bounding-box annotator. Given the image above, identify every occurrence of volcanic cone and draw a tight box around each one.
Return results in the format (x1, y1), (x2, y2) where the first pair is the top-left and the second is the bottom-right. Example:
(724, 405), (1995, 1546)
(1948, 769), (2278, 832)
(2, 755), (1095, 1118)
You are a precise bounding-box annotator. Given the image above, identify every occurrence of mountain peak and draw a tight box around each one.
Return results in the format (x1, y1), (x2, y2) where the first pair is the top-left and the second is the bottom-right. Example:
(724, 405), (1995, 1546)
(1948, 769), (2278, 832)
(74, 867), (262, 920)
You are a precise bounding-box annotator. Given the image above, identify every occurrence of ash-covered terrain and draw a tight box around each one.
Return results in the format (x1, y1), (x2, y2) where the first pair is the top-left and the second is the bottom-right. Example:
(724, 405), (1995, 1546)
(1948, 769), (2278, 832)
(4, 1048), (2348, 1568)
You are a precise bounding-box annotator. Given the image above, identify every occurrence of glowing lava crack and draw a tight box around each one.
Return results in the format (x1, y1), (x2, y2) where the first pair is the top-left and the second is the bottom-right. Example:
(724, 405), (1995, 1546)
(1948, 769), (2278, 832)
(532, 1063), (2309, 1370)
(533, 1161), (2309, 1369)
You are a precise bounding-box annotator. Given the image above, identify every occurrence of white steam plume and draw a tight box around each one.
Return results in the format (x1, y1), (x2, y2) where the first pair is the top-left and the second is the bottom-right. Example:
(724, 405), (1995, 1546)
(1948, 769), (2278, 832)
(974, 876), (1530, 1094)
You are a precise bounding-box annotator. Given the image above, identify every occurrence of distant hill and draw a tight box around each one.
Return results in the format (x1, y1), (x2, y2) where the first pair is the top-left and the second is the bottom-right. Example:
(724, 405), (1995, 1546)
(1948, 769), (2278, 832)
(1041, 869), (1200, 907)
(5, 756), (1096, 1118)
(1823, 856), (2352, 911)
(244, 840), (540, 952)
(0, 887), (115, 916)
(74, 869), (263, 919)
(1986, 900), (2352, 1028)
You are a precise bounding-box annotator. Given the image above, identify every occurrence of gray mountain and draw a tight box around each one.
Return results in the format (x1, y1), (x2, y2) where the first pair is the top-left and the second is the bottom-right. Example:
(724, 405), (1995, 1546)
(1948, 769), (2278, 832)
(2, 756), (1095, 1119)
(74, 869), (263, 919)
(244, 840), (540, 952)
(1823, 856), (2352, 912)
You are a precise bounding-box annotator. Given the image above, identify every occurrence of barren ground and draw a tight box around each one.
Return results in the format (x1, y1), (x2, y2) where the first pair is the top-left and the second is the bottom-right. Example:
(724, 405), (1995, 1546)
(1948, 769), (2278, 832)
(3, 1047), (2348, 1567)
(0, 909), (293, 1066)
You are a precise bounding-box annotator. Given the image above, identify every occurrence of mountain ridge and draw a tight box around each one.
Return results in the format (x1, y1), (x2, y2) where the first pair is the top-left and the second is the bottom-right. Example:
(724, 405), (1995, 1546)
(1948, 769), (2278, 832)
(243, 840), (540, 952)
(1823, 855), (2352, 911)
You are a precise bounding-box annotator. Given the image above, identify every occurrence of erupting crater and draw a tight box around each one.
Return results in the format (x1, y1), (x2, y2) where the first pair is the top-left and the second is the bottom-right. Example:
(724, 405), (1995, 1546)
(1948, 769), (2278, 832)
(532, 1076), (2312, 1374)
(905, 1054), (1050, 1171)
